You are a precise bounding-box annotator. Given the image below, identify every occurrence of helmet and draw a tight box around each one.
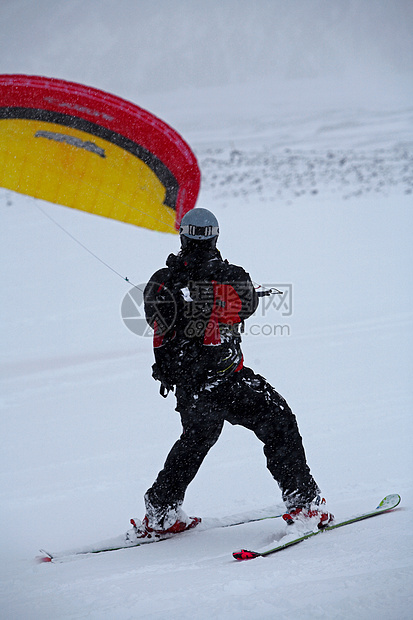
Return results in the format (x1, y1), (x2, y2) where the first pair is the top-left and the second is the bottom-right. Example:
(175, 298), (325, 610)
(179, 208), (219, 241)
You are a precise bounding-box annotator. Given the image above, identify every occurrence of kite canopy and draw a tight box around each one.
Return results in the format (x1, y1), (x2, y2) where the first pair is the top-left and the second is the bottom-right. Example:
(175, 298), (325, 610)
(0, 75), (200, 233)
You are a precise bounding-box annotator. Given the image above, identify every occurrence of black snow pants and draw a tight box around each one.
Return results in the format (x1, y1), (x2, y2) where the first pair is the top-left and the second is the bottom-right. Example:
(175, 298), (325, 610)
(145, 366), (319, 513)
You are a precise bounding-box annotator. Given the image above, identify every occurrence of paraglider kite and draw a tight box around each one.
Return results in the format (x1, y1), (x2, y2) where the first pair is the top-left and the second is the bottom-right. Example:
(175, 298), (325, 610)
(0, 75), (200, 233)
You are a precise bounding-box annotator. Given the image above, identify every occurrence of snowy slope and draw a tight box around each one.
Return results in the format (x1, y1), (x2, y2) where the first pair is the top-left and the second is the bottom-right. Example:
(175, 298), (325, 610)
(1, 1), (412, 618)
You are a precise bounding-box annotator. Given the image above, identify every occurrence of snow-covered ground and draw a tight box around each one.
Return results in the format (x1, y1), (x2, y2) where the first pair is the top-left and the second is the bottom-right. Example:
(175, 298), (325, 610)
(1, 1), (412, 618)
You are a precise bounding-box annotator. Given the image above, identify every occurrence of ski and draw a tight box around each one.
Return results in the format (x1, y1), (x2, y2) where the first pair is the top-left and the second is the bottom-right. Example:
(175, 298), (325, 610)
(37, 506), (283, 563)
(233, 494), (401, 561)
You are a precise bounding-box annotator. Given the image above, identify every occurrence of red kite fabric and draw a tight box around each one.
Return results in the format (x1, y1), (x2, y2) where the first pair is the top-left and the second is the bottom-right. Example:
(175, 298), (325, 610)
(0, 74), (200, 233)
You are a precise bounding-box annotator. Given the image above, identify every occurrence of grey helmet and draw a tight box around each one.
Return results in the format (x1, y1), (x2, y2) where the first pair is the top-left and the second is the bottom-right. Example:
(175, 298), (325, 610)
(179, 208), (219, 249)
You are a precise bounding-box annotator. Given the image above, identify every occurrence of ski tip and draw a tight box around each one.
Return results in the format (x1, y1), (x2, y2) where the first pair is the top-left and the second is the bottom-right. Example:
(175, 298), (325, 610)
(377, 494), (401, 511)
(233, 549), (261, 561)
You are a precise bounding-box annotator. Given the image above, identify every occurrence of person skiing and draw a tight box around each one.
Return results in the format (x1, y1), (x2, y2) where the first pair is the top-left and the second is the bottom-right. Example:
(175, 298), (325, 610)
(131, 207), (333, 540)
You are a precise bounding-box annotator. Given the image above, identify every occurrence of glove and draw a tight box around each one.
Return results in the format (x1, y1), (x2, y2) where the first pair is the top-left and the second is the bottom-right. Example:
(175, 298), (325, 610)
(152, 363), (175, 397)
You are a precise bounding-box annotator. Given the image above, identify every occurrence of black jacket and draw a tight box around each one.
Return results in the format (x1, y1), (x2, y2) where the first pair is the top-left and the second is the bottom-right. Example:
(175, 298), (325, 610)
(144, 247), (258, 391)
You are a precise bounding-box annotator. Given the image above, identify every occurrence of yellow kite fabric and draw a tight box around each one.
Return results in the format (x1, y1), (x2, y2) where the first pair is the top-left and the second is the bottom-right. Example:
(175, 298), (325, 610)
(0, 75), (201, 233)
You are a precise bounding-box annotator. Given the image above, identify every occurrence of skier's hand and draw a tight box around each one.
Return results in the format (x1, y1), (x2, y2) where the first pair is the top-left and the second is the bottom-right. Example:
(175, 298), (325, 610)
(152, 363), (174, 396)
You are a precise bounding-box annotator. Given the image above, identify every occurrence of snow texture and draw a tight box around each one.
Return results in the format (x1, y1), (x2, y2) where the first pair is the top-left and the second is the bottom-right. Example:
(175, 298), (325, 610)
(1, 1), (412, 618)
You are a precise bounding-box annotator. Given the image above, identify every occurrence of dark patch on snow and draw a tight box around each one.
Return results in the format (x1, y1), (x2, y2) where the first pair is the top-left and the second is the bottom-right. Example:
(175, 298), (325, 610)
(197, 143), (413, 202)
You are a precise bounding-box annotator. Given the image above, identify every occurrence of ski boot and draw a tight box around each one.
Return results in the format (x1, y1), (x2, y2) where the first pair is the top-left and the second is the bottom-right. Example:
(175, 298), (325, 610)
(283, 496), (334, 530)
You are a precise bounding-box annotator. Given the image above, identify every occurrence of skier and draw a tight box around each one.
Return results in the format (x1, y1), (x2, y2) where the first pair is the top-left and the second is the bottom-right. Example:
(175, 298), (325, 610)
(133, 207), (333, 539)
